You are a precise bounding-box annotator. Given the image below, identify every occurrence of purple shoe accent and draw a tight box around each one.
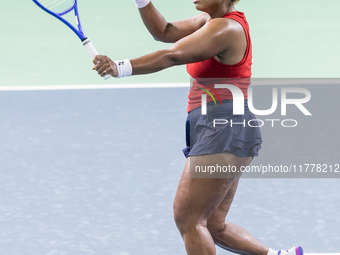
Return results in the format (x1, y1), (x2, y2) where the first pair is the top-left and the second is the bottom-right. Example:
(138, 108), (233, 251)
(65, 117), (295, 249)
(295, 246), (304, 255)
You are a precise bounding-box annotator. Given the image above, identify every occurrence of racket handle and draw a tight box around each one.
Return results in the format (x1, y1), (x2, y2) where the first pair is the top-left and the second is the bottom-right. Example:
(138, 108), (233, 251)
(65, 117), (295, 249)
(83, 38), (111, 80)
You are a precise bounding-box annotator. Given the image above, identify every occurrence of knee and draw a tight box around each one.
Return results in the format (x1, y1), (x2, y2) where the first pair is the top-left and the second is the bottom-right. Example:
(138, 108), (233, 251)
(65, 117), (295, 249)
(207, 217), (226, 239)
(173, 202), (206, 236)
(173, 202), (187, 234)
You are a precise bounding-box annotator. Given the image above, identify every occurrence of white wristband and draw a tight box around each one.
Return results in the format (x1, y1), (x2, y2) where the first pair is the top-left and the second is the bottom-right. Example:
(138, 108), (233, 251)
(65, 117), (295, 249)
(114, 59), (133, 78)
(134, 0), (150, 8)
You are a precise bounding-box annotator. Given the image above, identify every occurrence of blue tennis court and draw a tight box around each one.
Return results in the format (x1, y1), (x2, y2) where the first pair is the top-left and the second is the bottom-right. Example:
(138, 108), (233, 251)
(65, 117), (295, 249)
(0, 85), (339, 254)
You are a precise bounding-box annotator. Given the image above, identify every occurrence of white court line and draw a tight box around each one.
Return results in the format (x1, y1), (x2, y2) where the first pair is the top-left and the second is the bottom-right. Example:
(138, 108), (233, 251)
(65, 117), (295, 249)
(0, 83), (189, 91)
(305, 254), (340, 255)
(0, 78), (338, 91)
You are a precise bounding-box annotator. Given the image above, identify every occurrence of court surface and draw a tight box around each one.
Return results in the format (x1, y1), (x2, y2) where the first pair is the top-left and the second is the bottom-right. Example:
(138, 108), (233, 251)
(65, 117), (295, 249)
(0, 84), (339, 254)
(1, 0), (340, 254)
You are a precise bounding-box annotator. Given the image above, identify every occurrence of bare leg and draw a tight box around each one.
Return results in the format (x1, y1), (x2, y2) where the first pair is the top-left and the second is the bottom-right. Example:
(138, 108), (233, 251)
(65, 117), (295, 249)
(173, 152), (266, 255)
(173, 157), (233, 255)
(207, 178), (269, 255)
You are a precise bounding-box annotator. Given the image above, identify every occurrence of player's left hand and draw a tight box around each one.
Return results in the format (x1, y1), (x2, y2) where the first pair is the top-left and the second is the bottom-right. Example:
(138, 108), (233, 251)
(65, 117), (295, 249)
(92, 55), (118, 77)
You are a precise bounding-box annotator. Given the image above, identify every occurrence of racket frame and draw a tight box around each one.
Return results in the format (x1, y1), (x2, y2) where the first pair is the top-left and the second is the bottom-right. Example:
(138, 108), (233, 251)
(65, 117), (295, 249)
(32, 0), (87, 41)
(32, 0), (111, 79)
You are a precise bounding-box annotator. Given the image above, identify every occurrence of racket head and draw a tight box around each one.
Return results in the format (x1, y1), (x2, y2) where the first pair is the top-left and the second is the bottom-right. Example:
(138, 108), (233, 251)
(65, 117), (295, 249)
(33, 0), (76, 15)
(32, 0), (86, 40)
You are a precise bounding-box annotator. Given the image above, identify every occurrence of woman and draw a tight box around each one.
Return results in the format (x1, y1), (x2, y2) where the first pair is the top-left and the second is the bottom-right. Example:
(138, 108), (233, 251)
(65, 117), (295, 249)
(93, 0), (304, 255)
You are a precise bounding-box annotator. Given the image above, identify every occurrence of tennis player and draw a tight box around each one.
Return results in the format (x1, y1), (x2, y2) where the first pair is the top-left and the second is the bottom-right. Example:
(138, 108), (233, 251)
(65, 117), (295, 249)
(93, 0), (304, 255)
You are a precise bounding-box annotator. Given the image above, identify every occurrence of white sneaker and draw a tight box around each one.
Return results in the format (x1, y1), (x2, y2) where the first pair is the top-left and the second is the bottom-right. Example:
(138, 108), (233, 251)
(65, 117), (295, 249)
(278, 246), (304, 255)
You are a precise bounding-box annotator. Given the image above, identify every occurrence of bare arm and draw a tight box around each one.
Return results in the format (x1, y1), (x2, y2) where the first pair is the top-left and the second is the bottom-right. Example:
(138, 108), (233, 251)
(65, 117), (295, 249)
(93, 18), (238, 77)
(131, 18), (236, 74)
(138, 2), (209, 43)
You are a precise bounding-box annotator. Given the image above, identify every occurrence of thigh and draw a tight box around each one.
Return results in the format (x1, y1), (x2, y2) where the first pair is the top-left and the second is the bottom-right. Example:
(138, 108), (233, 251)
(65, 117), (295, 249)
(174, 152), (252, 225)
(207, 154), (252, 230)
(207, 178), (240, 231)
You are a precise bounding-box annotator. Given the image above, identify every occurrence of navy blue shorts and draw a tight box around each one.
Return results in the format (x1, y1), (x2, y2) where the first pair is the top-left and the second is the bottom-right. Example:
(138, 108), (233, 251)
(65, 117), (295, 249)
(182, 100), (262, 158)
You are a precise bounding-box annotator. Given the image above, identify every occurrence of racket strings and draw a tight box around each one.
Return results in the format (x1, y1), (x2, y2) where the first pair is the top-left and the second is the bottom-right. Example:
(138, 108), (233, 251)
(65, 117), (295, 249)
(37, 0), (75, 15)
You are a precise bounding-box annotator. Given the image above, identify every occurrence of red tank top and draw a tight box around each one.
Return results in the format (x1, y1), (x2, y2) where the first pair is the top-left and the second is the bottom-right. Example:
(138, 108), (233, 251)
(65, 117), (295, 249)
(186, 11), (252, 112)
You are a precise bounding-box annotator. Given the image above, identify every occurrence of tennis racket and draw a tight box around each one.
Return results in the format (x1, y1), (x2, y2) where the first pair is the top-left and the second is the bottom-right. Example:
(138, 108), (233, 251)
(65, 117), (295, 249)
(32, 0), (111, 79)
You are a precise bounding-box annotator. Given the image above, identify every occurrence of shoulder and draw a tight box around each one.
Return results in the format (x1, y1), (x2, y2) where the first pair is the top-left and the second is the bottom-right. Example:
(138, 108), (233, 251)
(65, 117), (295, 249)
(201, 18), (243, 40)
(207, 17), (243, 32)
(195, 17), (247, 52)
